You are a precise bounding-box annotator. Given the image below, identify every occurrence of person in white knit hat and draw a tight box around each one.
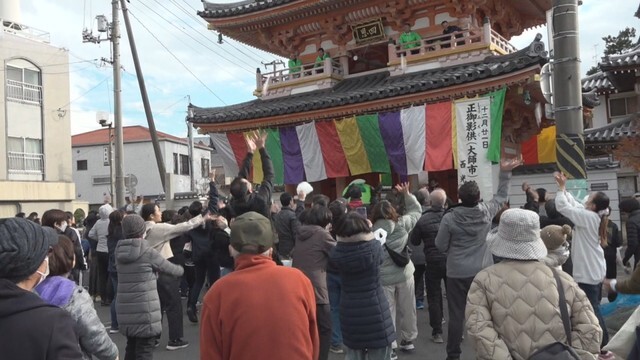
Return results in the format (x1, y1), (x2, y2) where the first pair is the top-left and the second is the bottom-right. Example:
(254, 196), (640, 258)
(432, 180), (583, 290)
(540, 224), (572, 270)
(466, 208), (601, 360)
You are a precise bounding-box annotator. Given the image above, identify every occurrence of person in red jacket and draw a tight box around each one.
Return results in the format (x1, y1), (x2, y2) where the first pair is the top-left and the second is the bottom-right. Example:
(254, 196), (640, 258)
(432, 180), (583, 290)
(200, 211), (319, 360)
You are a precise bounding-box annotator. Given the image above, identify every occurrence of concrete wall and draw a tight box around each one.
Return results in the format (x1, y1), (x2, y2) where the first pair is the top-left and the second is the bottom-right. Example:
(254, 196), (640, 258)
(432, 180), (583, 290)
(0, 27), (75, 216)
(73, 140), (212, 206)
(510, 170), (621, 227)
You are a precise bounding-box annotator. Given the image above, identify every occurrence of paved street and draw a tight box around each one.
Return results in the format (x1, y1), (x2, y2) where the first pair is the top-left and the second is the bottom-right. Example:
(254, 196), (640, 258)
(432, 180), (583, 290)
(96, 295), (475, 360)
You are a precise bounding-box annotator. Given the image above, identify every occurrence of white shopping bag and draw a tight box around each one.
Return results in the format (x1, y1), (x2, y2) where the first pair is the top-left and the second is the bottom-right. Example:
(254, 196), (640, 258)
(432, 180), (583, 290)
(604, 305), (640, 359)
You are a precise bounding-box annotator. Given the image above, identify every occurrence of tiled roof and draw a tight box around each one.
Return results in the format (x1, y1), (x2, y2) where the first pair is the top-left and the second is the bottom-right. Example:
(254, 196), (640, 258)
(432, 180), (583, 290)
(600, 45), (640, 70)
(581, 72), (614, 93)
(189, 41), (548, 125)
(584, 113), (639, 144)
(512, 158), (620, 176)
(200, 0), (297, 18)
(72, 125), (210, 150)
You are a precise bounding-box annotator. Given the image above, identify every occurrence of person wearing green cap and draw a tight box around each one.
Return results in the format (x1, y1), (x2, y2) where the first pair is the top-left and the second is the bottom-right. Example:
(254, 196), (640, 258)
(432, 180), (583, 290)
(200, 211), (319, 360)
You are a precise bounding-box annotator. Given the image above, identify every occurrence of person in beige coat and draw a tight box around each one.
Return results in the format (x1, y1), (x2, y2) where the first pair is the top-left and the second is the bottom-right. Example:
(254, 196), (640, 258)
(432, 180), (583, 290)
(466, 208), (602, 360)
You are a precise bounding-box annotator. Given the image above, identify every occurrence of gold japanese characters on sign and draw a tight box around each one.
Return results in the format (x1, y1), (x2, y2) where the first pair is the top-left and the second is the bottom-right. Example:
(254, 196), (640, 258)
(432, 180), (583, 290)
(352, 19), (385, 44)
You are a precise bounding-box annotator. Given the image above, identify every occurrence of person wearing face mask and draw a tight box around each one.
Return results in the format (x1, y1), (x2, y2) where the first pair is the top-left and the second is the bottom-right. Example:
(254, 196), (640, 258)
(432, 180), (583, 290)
(42, 209), (87, 284)
(0, 218), (84, 360)
(36, 235), (118, 360)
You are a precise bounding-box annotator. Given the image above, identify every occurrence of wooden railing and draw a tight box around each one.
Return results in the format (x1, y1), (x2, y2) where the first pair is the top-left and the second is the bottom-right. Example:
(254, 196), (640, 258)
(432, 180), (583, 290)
(256, 58), (343, 91)
(388, 22), (517, 64)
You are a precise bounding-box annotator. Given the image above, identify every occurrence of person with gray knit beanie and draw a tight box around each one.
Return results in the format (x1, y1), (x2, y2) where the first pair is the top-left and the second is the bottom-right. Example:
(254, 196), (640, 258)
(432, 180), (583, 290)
(115, 214), (184, 359)
(0, 218), (84, 359)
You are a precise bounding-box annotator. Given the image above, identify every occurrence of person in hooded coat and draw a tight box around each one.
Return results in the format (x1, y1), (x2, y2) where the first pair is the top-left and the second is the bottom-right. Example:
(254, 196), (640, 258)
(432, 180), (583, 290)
(330, 212), (395, 360)
(116, 215), (184, 360)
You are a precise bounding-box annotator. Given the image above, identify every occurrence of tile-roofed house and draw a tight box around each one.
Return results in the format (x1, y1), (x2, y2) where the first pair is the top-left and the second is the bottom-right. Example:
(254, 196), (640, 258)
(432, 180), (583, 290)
(585, 113), (639, 146)
(72, 126), (213, 208)
(72, 125), (210, 149)
(582, 72), (614, 94)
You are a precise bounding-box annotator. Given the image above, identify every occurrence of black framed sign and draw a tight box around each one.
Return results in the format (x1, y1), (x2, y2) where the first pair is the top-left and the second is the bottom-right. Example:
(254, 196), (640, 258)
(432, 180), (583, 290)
(352, 19), (385, 44)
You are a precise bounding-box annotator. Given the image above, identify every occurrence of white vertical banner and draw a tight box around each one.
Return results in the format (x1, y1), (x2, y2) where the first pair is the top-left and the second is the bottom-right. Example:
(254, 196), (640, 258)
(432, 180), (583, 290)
(296, 122), (328, 182)
(455, 97), (493, 199)
(400, 106), (426, 175)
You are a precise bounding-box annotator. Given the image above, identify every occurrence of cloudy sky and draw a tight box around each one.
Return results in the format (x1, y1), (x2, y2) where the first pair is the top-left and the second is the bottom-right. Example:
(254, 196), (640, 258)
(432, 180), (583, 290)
(15, 0), (640, 136)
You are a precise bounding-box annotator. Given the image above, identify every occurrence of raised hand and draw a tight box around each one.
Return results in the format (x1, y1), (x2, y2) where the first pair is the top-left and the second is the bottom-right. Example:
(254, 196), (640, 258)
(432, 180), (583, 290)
(554, 171), (567, 190)
(500, 155), (523, 171)
(254, 130), (268, 149)
(394, 182), (410, 194)
(209, 169), (216, 181)
(245, 132), (257, 153)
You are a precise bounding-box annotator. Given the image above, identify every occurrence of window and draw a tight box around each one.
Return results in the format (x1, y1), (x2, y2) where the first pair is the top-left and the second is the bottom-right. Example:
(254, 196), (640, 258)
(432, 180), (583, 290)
(180, 154), (190, 175)
(201, 158), (210, 178)
(609, 96), (637, 118)
(77, 160), (88, 171)
(92, 176), (111, 185)
(5, 64), (42, 105)
(173, 153), (179, 175)
(7, 136), (43, 175)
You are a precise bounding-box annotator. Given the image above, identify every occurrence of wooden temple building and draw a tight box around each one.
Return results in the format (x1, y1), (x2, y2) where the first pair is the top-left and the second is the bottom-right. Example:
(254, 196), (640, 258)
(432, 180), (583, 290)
(188, 0), (555, 199)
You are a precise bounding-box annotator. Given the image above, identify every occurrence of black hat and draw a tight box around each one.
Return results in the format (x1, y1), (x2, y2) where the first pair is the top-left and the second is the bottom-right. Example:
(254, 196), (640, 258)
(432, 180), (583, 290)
(122, 214), (146, 239)
(0, 218), (58, 282)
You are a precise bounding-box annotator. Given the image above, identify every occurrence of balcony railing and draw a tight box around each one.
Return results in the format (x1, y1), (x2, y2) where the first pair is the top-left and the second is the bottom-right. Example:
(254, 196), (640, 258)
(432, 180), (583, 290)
(257, 58), (343, 92)
(6, 79), (42, 105)
(8, 151), (44, 174)
(2, 19), (50, 43)
(388, 21), (517, 64)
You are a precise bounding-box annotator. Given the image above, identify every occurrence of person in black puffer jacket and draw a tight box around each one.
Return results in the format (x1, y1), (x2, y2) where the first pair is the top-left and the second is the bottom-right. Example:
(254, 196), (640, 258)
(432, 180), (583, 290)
(621, 198), (640, 270)
(184, 201), (219, 324)
(274, 192), (300, 259)
(330, 212), (395, 359)
(409, 188), (447, 343)
(211, 206), (235, 277)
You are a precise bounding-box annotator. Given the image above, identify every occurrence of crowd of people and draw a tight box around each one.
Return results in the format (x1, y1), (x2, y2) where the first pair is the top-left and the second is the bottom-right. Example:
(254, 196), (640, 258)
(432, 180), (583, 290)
(2, 130), (640, 360)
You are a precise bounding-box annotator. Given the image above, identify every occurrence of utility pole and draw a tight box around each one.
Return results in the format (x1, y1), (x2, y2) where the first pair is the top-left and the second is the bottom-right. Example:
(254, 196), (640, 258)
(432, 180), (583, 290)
(112, 0), (126, 209)
(120, 0), (167, 192)
(552, 0), (587, 196)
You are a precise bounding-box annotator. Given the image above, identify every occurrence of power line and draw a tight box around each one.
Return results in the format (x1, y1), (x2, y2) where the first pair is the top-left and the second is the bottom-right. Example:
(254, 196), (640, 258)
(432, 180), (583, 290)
(167, 0), (266, 64)
(127, 9), (227, 105)
(159, 95), (189, 114)
(133, 0), (256, 72)
(57, 77), (110, 110)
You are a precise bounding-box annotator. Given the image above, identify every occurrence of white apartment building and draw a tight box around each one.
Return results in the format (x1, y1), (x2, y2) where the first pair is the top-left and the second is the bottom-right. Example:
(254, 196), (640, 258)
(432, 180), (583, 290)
(0, 3), (77, 217)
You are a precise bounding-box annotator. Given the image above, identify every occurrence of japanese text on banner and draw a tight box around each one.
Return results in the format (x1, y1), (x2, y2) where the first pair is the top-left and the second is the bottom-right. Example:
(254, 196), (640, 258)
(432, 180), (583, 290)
(455, 98), (493, 199)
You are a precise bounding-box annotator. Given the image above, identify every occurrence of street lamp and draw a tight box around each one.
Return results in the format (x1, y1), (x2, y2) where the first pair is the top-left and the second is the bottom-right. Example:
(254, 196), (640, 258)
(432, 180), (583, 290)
(97, 112), (114, 203)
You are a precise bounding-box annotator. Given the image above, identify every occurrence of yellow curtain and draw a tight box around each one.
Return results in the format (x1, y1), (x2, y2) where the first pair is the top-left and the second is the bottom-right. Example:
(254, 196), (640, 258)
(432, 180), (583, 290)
(334, 117), (372, 175)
